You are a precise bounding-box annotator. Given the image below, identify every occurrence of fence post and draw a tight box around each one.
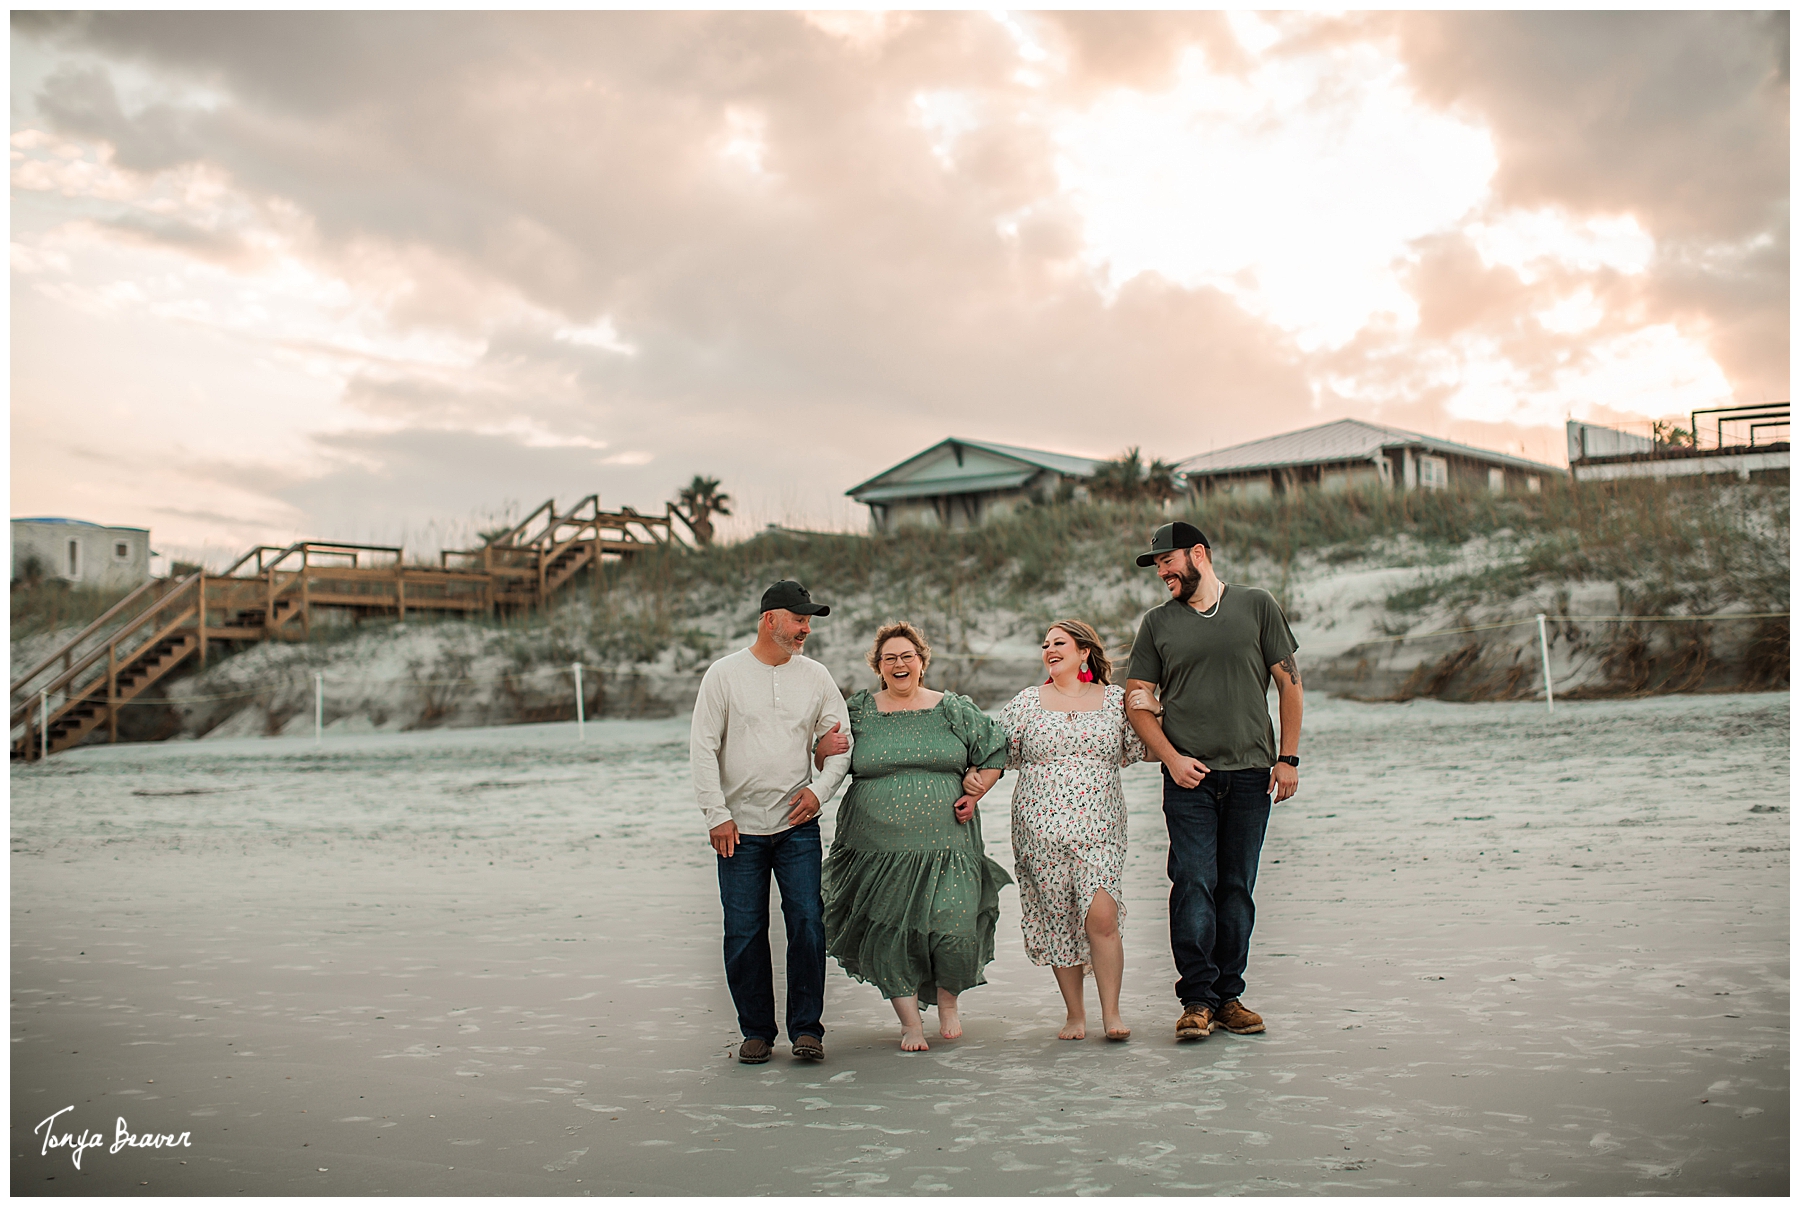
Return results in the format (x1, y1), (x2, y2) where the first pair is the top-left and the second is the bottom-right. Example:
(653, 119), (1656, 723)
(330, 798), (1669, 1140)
(314, 672), (324, 744)
(1536, 613), (1554, 714)
(573, 662), (586, 741)
(39, 688), (49, 761)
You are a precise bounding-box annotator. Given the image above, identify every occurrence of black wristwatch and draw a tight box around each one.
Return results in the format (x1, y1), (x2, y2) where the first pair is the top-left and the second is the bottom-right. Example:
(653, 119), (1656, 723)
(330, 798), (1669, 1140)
(1277, 755), (1299, 768)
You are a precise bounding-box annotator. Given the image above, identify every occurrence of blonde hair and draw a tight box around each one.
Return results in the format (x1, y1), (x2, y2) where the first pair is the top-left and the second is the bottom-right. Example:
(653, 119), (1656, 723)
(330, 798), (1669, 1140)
(866, 621), (932, 684)
(1045, 618), (1113, 686)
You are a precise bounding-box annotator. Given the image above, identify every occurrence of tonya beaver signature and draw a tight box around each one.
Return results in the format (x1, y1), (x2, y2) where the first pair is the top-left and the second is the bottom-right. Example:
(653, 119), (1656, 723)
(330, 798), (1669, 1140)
(34, 1105), (192, 1169)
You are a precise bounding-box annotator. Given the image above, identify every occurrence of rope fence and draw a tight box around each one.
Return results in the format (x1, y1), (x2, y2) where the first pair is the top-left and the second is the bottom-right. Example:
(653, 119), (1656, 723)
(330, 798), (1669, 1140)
(16, 610), (1790, 752)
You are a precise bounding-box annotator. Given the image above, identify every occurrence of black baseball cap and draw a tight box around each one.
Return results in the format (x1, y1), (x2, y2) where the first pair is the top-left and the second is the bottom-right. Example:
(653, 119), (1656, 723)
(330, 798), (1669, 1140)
(760, 579), (830, 616)
(1135, 521), (1210, 567)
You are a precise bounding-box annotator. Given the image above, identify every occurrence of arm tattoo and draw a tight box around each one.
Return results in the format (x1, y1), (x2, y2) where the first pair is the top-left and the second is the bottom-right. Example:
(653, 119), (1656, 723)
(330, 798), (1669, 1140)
(1277, 654), (1301, 686)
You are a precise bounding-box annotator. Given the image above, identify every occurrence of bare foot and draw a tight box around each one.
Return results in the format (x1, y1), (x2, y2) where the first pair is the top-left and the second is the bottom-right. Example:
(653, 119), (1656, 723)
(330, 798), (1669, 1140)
(938, 1007), (963, 1040)
(899, 1025), (929, 1052)
(1059, 1016), (1087, 1040)
(1102, 1016), (1131, 1041)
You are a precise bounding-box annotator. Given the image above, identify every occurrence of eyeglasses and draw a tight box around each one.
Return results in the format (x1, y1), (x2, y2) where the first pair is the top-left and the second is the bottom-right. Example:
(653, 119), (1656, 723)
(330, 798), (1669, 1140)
(878, 652), (919, 665)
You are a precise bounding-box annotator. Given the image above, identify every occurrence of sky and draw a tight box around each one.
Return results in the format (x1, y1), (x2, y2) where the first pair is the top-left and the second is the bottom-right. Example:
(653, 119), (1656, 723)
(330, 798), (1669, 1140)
(9, 11), (1789, 563)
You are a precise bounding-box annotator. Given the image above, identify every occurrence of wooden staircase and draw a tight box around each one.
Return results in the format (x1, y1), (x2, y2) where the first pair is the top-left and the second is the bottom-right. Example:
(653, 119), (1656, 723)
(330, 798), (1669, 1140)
(11, 573), (206, 760)
(444, 495), (693, 615)
(21, 632), (199, 759)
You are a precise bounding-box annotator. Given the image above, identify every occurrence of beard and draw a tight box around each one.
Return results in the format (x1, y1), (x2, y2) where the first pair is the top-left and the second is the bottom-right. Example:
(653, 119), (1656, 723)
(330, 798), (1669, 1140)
(1169, 563), (1202, 603)
(774, 628), (806, 653)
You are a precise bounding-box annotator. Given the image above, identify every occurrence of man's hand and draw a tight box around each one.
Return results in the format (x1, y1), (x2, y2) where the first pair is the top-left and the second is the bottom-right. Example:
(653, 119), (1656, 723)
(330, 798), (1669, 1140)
(1125, 687), (1162, 716)
(709, 819), (741, 858)
(1166, 753), (1210, 790)
(1267, 762), (1298, 804)
(786, 786), (822, 826)
(813, 721), (849, 770)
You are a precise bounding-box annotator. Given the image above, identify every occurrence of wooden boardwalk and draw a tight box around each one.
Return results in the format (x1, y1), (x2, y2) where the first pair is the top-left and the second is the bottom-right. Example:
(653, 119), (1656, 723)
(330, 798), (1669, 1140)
(11, 496), (691, 759)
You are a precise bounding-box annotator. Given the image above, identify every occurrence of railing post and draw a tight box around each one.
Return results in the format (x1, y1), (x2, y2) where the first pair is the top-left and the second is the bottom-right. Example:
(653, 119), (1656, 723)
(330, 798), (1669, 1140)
(397, 568), (407, 621)
(573, 662), (585, 741)
(39, 689), (48, 761)
(266, 568), (276, 639)
(197, 572), (208, 669)
(1537, 613), (1555, 714)
(301, 569), (311, 641)
(107, 639), (118, 744)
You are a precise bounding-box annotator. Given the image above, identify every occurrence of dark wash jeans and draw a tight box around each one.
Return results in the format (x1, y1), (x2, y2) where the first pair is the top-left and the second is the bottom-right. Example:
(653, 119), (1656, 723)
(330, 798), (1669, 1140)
(716, 819), (825, 1043)
(1162, 767), (1272, 1010)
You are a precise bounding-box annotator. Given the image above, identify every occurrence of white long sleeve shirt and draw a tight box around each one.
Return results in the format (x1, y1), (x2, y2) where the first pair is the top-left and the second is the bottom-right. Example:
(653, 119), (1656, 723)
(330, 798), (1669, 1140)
(689, 647), (853, 835)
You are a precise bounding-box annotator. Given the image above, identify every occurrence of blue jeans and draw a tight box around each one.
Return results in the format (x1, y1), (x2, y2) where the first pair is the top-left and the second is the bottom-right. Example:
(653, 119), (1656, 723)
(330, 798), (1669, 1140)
(716, 820), (825, 1043)
(1163, 768), (1272, 1010)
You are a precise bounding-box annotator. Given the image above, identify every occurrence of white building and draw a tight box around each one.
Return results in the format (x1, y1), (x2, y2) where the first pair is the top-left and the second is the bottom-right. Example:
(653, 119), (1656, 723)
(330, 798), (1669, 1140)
(11, 518), (154, 590)
(1567, 415), (1790, 484)
(1177, 418), (1561, 499)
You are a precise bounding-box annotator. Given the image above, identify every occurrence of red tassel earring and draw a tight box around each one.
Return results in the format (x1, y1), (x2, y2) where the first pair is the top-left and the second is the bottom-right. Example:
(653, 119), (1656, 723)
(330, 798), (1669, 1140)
(1078, 661), (1094, 683)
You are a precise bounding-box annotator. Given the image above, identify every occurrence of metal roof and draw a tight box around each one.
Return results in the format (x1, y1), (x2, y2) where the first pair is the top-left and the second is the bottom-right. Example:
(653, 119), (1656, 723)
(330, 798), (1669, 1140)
(847, 438), (1101, 501)
(1177, 419), (1562, 477)
(12, 517), (150, 532)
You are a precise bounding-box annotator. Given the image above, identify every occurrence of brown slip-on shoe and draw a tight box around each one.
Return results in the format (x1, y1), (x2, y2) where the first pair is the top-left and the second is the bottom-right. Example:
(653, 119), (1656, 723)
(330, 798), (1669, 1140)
(1175, 1005), (1213, 1040)
(738, 1038), (773, 1064)
(1215, 999), (1265, 1035)
(792, 1035), (824, 1061)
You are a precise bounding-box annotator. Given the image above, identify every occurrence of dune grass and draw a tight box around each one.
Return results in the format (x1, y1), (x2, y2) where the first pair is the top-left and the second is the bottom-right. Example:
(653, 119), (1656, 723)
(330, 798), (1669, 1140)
(13, 479), (1788, 672)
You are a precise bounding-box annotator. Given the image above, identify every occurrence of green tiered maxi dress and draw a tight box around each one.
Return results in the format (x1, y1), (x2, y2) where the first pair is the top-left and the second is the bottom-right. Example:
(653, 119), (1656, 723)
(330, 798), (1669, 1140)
(822, 689), (1013, 1006)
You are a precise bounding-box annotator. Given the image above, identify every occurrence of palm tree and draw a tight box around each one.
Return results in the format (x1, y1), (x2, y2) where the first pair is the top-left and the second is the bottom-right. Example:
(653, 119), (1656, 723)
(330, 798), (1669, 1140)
(1144, 457), (1184, 503)
(676, 475), (733, 546)
(1089, 448), (1185, 505)
(1088, 447), (1148, 502)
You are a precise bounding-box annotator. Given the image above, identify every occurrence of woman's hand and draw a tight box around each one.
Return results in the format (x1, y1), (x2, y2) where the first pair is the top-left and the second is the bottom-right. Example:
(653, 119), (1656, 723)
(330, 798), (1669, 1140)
(961, 766), (1001, 798)
(955, 767), (1001, 822)
(1126, 687), (1162, 716)
(813, 720), (849, 770)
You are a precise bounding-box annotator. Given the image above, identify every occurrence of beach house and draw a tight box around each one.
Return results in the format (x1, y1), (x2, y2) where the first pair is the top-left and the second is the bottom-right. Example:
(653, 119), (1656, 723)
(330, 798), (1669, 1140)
(11, 517), (153, 590)
(1177, 418), (1562, 500)
(846, 438), (1101, 533)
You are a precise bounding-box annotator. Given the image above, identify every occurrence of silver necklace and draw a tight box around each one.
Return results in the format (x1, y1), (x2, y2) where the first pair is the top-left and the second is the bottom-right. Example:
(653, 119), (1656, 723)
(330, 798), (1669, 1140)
(1191, 582), (1224, 618)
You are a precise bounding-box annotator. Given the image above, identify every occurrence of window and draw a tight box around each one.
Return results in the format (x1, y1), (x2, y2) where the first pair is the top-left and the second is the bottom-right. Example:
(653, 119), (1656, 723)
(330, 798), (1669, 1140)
(1488, 467), (1506, 493)
(67, 539), (80, 578)
(115, 541), (130, 560)
(1419, 455), (1448, 491)
(1526, 475), (1541, 494)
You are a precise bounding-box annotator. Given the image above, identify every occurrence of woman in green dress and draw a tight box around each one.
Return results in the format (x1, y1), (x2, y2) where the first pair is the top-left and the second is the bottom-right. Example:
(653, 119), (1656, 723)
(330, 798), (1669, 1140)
(821, 621), (1011, 1052)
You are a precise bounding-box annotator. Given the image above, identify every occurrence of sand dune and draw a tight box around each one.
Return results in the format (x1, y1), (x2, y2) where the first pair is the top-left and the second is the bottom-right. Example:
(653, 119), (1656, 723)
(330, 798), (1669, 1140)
(11, 692), (1787, 1194)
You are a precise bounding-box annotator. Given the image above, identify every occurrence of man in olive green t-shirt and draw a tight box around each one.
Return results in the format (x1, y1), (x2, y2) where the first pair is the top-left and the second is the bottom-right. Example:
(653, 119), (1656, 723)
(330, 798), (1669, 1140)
(1125, 521), (1303, 1043)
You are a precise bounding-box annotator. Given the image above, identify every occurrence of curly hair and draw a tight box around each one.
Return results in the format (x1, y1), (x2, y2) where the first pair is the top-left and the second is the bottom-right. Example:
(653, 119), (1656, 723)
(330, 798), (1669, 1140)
(866, 621), (932, 682)
(1044, 618), (1114, 686)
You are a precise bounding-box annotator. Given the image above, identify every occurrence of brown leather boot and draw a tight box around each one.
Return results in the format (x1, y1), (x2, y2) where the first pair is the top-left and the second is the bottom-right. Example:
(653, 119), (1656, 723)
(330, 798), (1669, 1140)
(1215, 999), (1265, 1034)
(738, 1037), (773, 1063)
(1175, 1004), (1213, 1040)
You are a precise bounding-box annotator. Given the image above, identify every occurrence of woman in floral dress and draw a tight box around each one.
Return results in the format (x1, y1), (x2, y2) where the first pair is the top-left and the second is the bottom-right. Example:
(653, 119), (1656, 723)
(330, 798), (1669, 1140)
(981, 619), (1145, 1040)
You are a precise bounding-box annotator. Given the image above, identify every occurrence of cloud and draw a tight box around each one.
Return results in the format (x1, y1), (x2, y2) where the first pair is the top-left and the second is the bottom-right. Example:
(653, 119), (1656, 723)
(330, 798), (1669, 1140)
(8, 12), (1787, 551)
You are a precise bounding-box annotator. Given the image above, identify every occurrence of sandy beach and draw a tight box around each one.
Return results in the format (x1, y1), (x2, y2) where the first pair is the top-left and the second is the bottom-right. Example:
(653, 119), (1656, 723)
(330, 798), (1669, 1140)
(11, 690), (1787, 1195)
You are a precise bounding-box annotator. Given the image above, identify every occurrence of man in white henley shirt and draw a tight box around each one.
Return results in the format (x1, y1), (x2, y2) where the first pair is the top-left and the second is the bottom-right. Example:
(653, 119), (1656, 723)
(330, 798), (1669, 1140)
(690, 579), (851, 1064)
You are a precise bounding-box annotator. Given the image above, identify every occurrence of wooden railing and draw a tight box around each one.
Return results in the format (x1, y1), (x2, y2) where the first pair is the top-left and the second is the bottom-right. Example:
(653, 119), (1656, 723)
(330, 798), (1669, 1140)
(10, 574), (176, 701)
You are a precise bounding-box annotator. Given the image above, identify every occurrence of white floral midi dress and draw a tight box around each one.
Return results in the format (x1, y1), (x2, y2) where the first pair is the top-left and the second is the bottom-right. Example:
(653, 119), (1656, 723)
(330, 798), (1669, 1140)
(999, 683), (1146, 968)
